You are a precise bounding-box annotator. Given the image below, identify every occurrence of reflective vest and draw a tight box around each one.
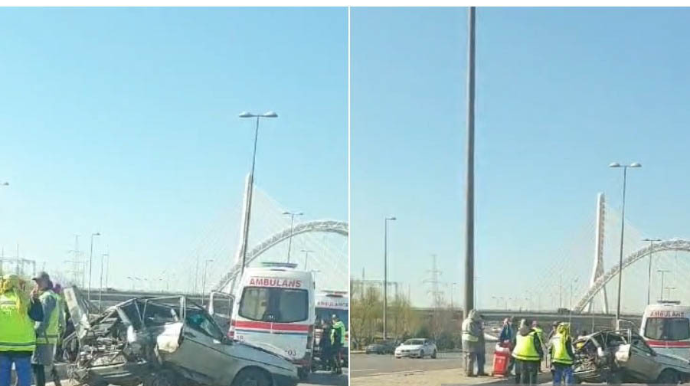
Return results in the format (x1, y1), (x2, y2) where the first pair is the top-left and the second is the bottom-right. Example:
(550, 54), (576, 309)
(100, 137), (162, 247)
(0, 292), (37, 352)
(37, 290), (60, 345)
(461, 319), (478, 342)
(551, 334), (573, 365)
(534, 327), (544, 346)
(512, 331), (540, 361)
(331, 321), (346, 345)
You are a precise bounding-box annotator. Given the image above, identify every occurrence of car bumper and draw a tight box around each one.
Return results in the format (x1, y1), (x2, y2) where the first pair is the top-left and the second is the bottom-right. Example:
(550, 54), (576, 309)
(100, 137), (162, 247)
(395, 351), (421, 358)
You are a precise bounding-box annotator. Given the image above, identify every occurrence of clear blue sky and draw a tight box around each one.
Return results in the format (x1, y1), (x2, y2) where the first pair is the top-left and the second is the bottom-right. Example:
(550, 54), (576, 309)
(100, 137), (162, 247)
(0, 8), (347, 290)
(351, 7), (690, 309)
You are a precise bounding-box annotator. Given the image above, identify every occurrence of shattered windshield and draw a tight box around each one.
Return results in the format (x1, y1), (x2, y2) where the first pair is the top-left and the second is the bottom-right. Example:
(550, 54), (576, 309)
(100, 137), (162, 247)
(186, 308), (225, 341)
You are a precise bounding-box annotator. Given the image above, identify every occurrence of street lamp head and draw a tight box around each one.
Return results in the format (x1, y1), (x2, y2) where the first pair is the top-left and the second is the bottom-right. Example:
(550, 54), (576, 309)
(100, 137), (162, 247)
(239, 112), (255, 118)
(609, 162), (621, 168)
(643, 238), (662, 242)
(1, 182), (8, 186)
(629, 162), (642, 168)
(93, 232), (101, 237)
(261, 111), (278, 118)
(386, 216), (397, 221)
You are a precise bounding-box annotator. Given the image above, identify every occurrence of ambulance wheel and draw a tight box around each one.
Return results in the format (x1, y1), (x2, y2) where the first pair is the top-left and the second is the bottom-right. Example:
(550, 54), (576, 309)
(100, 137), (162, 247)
(298, 368), (309, 381)
(232, 368), (272, 386)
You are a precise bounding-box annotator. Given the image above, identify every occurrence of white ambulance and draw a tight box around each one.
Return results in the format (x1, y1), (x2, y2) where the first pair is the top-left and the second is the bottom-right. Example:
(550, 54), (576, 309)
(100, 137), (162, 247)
(640, 301), (690, 359)
(314, 291), (349, 368)
(229, 262), (316, 379)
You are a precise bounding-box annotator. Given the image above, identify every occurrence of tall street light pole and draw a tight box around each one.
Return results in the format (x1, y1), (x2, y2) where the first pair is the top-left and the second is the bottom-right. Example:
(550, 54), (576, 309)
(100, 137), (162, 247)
(301, 249), (313, 270)
(88, 232), (101, 301)
(283, 211), (303, 263)
(643, 238), (661, 305)
(609, 162), (641, 327)
(464, 6), (477, 315)
(666, 286), (676, 300)
(383, 216), (396, 340)
(239, 111), (277, 277)
(658, 269), (670, 301)
(202, 259), (214, 306)
(99, 252), (109, 310)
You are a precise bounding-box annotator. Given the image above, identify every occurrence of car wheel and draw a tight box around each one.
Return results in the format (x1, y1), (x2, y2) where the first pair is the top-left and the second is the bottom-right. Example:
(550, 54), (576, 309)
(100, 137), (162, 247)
(431, 350), (437, 359)
(231, 368), (272, 386)
(605, 371), (623, 385)
(657, 369), (681, 385)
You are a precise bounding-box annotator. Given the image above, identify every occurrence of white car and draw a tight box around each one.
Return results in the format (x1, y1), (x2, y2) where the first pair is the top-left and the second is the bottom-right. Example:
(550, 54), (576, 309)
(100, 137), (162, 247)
(394, 338), (437, 359)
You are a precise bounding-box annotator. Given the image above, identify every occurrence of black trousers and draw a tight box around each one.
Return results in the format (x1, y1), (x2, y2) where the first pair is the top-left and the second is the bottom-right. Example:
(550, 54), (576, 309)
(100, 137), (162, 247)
(515, 359), (539, 385)
(32, 365), (45, 386)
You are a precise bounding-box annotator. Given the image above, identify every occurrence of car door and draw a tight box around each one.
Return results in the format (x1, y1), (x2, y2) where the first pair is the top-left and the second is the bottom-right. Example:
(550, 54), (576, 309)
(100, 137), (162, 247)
(208, 291), (234, 334)
(179, 304), (236, 383)
(628, 334), (660, 381)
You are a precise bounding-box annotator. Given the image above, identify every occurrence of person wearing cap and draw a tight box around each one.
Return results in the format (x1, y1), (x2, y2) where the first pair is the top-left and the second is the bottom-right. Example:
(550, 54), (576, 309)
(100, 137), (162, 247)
(549, 323), (575, 386)
(31, 272), (63, 386)
(0, 274), (44, 386)
(330, 314), (345, 375)
(50, 283), (67, 386)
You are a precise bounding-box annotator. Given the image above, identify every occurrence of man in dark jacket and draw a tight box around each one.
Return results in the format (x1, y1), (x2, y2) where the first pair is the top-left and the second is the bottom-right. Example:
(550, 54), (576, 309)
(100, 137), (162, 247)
(320, 320), (333, 371)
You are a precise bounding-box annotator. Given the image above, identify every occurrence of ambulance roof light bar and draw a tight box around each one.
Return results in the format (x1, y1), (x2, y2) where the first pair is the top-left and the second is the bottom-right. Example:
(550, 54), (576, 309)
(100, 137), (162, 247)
(322, 290), (348, 296)
(260, 262), (298, 269)
(657, 300), (681, 305)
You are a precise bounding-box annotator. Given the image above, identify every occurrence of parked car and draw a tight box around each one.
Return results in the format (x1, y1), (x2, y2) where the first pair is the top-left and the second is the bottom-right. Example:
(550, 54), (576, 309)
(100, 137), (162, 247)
(62, 287), (299, 386)
(573, 329), (690, 384)
(365, 341), (397, 355)
(394, 338), (437, 359)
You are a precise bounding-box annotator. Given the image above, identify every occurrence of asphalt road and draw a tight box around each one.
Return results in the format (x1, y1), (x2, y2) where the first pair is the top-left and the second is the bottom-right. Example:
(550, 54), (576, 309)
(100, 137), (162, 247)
(350, 352), (465, 378)
(352, 343), (498, 378)
(300, 369), (349, 386)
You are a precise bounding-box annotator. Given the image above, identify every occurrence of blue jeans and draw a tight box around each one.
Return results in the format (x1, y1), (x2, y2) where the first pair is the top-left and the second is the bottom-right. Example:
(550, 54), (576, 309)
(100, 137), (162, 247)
(0, 353), (33, 386)
(553, 363), (574, 386)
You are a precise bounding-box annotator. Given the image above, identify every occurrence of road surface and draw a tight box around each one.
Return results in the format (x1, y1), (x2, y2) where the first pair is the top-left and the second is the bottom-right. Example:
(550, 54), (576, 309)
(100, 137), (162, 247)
(350, 352), (464, 377)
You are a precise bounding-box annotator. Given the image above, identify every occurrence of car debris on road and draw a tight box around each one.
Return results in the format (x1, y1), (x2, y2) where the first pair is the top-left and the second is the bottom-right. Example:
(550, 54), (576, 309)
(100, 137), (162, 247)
(573, 329), (690, 384)
(61, 287), (299, 386)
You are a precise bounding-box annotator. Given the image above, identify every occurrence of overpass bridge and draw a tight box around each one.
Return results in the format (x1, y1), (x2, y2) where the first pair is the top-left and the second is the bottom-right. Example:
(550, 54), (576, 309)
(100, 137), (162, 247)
(412, 307), (642, 334)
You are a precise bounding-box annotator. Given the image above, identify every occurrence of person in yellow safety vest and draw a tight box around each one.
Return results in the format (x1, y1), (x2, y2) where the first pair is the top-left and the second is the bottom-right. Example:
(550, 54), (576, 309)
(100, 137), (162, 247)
(330, 314), (345, 375)
(461, 309), (483, 377)
(531, 321), (546, 373)
(51, 283), (67, 386)
(0, 274), (44, 386)
(512, 319), (543, 385)
(549, 323), (575, 386)
(31, 272), (63, 386)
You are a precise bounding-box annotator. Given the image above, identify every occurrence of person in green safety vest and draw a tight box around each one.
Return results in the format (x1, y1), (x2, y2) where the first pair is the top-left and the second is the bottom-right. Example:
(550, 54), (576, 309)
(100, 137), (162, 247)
(31, 272), (63, 386)
(511, 319), (543, 385)
(531, 320), (546, 373)
(549, 323), (575, 386)
(330, 314), (345, 375)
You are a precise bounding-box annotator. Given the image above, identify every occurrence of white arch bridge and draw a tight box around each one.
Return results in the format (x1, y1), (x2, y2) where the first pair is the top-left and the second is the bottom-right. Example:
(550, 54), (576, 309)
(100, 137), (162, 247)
(213, 220), (348, 292)
(574, 239), (690, 312)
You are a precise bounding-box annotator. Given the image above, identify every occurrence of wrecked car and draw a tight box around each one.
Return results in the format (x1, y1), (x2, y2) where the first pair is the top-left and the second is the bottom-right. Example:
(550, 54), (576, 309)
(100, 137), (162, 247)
(573, 329), (690, 384)
(62, 287), (299, 386)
